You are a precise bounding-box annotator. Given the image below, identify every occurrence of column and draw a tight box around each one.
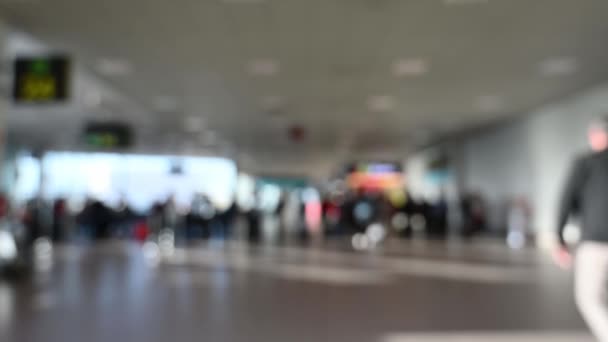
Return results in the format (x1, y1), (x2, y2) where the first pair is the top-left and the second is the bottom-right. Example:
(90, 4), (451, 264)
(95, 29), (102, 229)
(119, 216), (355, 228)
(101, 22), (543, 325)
(0, 20), (8, 193)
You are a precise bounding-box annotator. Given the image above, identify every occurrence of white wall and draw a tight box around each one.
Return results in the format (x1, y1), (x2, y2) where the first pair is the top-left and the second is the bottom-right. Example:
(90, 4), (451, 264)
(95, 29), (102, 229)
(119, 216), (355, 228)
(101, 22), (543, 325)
(462, 122), (533, 201)
(459, 120), (534, 230)
(527, 86), (608, 234)
(406, 83), (608, 239)
(444, 84), (608, 237)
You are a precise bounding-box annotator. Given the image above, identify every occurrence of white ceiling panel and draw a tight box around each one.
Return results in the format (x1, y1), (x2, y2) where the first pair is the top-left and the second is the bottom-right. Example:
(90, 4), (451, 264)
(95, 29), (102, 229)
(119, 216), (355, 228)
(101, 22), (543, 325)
(1, 0), (608, 164)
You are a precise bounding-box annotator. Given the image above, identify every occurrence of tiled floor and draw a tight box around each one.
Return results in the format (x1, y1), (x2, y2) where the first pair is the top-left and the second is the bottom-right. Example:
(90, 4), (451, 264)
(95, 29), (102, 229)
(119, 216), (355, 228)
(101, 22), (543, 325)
(0, 239), (592, 342)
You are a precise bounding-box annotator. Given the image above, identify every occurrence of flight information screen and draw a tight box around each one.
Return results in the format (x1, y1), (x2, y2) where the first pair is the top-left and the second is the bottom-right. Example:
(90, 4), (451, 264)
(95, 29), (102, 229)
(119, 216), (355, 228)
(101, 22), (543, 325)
(83, 122), (133, 149)
(13, 56), (70, 103)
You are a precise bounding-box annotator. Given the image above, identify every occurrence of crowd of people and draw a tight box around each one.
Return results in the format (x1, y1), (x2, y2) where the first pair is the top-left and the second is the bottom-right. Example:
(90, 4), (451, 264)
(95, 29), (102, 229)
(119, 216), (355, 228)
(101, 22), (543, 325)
(321, 189), (492, 240)
(3, 184), (531, 249)
(13, 195), (241, 245)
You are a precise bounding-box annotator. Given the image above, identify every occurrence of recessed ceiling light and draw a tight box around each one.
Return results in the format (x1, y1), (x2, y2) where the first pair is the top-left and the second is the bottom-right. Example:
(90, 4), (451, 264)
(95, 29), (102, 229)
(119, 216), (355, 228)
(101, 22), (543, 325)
(95, 58), (132, 76)
(539, 57), (578, 76)
(82, 89), (102, 108)
(260, 95), (284, 110)
(247, 59), (280, 76)
(183, 116), (205, 132)
(153, 96), (179, 112)
(444, 0), (488, 5)
(200, 131), (218, 146)
(368, 95), (394, 113)
(222, 0), (265, 3)
(392, 59), (429, 77)
(475, 95), (503, 112)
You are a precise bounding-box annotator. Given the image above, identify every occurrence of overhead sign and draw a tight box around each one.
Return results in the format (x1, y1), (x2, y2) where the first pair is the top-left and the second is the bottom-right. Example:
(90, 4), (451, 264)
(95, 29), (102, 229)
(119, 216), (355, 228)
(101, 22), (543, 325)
(345, 162), (404, 190)
(258, 176), (308, 189)
(83, 122), (133, 149)
(169, 159), (184, 175)
(346, 162), (403, 174)
(13, 56), (70, 103)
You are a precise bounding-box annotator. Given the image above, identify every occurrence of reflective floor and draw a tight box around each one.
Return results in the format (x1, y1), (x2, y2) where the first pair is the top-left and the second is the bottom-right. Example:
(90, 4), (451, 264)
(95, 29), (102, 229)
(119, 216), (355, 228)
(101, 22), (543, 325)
(0, 239), (593, 342)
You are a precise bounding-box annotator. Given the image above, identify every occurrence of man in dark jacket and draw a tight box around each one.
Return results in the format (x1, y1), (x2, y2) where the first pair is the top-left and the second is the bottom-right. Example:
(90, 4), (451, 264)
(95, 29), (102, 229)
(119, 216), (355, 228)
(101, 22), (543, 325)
(557, 118), (608, 341)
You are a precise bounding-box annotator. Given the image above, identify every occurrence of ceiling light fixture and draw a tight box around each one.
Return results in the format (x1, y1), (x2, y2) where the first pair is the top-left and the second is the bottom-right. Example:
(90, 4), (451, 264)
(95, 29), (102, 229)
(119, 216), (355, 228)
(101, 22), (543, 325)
(95, 58), (132, 76)
(183, 116), (205, 132)
(368, 95), (394, 113)
(444, 0), (488, 5)
(82, 89), (102, 108)
(539, 57), (578, 77)
(247, 59), (280, 76)
(392, 59), (429, 77)
(222, 0), (265, 3)
(200, 131), (218, 146)
(260, 95), (284, 110)
(475, 95), (503, 112)
(153, 96), (179, 112)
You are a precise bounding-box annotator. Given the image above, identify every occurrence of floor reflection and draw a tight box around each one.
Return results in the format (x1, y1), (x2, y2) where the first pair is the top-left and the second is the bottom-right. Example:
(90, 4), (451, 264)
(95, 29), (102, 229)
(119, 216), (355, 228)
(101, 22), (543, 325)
(0, 240), (589, 342)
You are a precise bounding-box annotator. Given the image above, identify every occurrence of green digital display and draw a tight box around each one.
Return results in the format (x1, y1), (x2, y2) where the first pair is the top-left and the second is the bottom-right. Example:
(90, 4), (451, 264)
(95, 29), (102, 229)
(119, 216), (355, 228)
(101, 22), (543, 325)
(83, 122), (133, 149)
(13, 56), (70, 103)
(85, 133), (121, 148)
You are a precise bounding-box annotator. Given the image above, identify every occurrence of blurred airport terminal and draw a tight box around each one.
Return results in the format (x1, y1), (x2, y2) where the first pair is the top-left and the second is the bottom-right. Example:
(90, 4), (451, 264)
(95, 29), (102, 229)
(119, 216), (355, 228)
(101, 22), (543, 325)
(0, 1), (607, 341)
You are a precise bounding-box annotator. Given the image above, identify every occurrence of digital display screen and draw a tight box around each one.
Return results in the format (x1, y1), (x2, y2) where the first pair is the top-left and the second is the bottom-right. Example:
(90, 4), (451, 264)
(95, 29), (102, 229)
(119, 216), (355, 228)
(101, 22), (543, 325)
(345, 162), (403, 174)
(257, 176), (308, 189)
(13, 56), (70, 103)
(83, 122), (133, 149)
(345, 162), (404, 190)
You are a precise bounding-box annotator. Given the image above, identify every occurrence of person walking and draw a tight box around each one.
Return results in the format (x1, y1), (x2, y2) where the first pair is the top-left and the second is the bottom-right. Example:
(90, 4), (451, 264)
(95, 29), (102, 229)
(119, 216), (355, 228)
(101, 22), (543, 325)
(556, 118), (608, 341)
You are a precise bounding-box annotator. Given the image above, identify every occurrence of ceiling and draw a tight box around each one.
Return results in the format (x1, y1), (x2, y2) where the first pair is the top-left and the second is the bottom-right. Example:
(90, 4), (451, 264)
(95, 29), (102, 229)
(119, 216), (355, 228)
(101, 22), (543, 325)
(2, 0), (608, 174)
